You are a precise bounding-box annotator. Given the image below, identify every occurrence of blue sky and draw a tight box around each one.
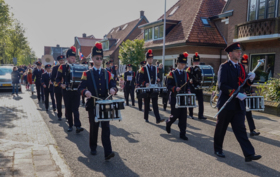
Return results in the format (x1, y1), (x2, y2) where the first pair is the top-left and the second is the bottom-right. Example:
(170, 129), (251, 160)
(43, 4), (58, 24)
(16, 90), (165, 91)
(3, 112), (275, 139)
(6, 0), (178, 58)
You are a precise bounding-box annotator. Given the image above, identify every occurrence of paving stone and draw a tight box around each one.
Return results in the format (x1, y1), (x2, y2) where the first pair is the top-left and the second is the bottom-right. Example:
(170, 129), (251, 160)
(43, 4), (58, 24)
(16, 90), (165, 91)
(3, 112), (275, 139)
(35, 165), (57, 172)
(35, 171), (58, 177)
(14, 153), (32, 159)
(33, 159), (53, 166)
(33, 154), (51, 161)
(14, 158), (32, 165)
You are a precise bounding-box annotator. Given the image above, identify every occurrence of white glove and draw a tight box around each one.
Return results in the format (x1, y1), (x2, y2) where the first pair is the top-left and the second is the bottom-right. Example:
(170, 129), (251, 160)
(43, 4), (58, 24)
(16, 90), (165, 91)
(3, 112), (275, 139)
(248, 72), (255, 81)
(236, 93), (247, 101)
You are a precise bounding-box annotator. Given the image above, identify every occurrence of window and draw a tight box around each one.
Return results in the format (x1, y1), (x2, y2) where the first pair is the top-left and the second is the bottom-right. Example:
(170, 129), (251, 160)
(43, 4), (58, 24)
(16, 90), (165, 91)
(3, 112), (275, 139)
(249, 0), (257, 21)
(123, 24), (128, 30)
(102, 41), (109, 50)
(154, 25), (163, 39)
(169, 6), (179, 16)
(201, 18), (210, 26)
(159, 25), (164, 38)
(154, 26), (159, 39)
(278, 0), (280, 16)
(248, 0), (277, 21)
(110, 29), (114, 34)
(144, 28), (153, 41)
(250, 54), (275, 82)
(267, 0), (276, 18)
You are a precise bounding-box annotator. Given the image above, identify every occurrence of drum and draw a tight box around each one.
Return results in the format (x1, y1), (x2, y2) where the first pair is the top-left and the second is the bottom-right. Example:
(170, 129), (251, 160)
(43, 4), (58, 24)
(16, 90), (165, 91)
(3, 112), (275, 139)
(195, 65), (215, 89)
(159, 88), (169, 98)
(136, 85), (167, 98)
(68, 64), (88, 90)
(95, 99), (125, 122)
(136, 88), (150, 99)
(245, 96), (265, 112)
(175, 94), (197, 108)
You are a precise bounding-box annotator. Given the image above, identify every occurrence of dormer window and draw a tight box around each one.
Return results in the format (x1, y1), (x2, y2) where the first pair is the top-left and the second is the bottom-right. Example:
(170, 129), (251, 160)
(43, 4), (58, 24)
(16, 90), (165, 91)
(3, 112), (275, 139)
(123, 24), (128, 30)
(110, 29), (114, 34)
(169, 6), (179, 16)
(201, 18), (210, 27)
(115, 39), (120, 45)
(102, 41), (109, 50)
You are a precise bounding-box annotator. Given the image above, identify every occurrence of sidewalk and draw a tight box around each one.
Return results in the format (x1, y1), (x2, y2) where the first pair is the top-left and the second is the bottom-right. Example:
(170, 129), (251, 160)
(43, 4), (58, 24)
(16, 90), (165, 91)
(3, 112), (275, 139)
(0, 87), (72, 177)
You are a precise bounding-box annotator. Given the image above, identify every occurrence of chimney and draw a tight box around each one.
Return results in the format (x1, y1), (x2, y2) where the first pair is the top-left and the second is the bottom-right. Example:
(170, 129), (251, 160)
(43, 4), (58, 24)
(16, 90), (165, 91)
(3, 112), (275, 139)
(140, 11), (144, 18)
(56, 44), (60, 48)
(82, 33), (86, 38)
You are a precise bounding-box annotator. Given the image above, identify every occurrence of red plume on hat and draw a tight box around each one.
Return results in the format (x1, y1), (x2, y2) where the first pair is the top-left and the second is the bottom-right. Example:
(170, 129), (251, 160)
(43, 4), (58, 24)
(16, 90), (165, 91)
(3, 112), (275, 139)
(183, 52), (188, 58)
(195, 52), (198, 57)
(70, 46), (76, 53)
(95, 42), (102, 50)
(148, 49), (152, 54)
(243, 54), (248, 60)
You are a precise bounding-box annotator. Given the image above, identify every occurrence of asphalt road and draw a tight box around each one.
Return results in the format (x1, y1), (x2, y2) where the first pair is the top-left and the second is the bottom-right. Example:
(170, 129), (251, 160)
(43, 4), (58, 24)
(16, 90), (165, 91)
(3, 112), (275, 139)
(4, 89), (280, 177)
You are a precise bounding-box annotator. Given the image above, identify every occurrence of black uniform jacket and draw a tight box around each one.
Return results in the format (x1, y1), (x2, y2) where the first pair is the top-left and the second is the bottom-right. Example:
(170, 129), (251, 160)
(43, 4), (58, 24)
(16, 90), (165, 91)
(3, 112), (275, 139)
(217, 60), (253, 110)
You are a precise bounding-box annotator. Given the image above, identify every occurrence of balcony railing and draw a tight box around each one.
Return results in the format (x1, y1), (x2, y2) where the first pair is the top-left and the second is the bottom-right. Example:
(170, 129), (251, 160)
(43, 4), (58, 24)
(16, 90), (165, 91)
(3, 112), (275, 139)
(234, 18), (280, 39)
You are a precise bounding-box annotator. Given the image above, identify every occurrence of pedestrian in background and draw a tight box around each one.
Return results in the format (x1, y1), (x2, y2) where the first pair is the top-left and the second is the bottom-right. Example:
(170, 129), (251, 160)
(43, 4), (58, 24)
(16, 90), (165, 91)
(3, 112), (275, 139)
(11, 66), (21, 96)
(27, 69), (33, 90)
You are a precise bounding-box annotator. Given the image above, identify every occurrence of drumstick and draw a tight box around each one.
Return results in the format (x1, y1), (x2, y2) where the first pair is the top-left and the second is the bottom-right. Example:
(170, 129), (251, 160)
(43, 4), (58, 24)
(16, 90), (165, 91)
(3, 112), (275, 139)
(179, 82), (188, 89)
(105, 94), (112, 100)
(91, 96), (102, 100)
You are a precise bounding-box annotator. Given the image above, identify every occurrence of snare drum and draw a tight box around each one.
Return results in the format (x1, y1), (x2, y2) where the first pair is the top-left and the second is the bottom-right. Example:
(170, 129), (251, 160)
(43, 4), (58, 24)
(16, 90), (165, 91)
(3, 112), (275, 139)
(175, 94), (197, 108)
(136, 88), (150, 99)
(95, 99), (125, 122)
(159, 88), (169, 98)
(245, 96), (265, 111)
(68, 64), (88, 90)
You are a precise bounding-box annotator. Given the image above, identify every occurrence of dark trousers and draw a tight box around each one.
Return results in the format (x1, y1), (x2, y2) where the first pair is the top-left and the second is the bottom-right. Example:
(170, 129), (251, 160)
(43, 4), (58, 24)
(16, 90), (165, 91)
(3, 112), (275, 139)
(63, 90), (81, 128)
(189, 89), (204, 118)
(138, 97), (143, 111)
(82, 95), (85, 105)
(35, 82), (44, 101)
(214, 109), (255, 157)
(144, 96), (161, 121)
(167, 104), (187, 136)
(125, 86), (135, 105)
(88, 109), (112, 157)
(54, 87), (63, 118)
(163, 97), (168, 110)
(44, 87), (56, 110)
(246, 111), (256, 132)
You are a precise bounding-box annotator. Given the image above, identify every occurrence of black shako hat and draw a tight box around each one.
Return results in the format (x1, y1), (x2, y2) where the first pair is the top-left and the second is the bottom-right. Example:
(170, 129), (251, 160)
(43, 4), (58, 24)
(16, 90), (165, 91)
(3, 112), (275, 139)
(146, 49), (153, 59)
(57, 55), (65, 60)
(241, 54), (249, 65)
(224, 42), (242, 53)
(45, 64), (51, 69)
(36, 61), (42, 66)
(127, 64), (133, 67)
(177, 52), (188, 64)
(140, 61), (146, 65)
(192, 52), (200, 62)
(92, 42), (103, 57)
(66, 46), (76, 58)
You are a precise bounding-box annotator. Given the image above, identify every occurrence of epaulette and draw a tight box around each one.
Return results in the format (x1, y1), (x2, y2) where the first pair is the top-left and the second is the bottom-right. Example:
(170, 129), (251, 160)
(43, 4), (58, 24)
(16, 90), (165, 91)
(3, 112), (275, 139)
(58, 65), (63, 73)
(108, 71), (114, 80)
(167, 71), (173, 79)
(81, 71), (87, 80)
(186, 67), (191, 73)
(139, 67), (144, 74)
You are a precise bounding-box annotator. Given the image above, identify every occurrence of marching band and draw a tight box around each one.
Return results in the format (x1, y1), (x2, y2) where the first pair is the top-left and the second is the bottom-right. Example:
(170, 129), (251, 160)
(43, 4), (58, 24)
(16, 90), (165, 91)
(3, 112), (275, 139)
(24, 42), (262, 162)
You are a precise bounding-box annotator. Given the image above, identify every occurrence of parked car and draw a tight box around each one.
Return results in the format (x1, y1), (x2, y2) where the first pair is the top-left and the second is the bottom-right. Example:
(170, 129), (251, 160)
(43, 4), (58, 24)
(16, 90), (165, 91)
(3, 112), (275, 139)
(0, 65), (21, 91)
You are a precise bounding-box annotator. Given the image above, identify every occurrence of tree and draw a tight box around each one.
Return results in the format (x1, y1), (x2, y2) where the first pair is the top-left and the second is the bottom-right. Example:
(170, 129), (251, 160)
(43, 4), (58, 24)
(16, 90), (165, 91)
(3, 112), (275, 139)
(119, 39), (145, 68)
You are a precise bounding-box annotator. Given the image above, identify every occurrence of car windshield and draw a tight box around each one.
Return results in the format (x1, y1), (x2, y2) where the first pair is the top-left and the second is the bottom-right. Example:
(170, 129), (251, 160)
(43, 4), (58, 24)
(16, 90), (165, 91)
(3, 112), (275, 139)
(0, 67), (13, 76)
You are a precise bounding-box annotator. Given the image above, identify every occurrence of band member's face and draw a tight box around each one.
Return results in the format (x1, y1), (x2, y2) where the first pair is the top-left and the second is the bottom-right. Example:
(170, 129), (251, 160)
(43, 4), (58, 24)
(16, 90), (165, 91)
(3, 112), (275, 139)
(128, 67), (132, 71)
(193, 62), (199, 66)
(67, 56), (76, 64)
(92, 55), (103, 67)
(106, 64), (110, 68)
(59, 59), (65, 65)
(177, 63), (186, 70)
(37, 65), (41, 69)
(147, 58), (153, 64)
(230, 50), (242, 61)
(46, 68), (51, 72)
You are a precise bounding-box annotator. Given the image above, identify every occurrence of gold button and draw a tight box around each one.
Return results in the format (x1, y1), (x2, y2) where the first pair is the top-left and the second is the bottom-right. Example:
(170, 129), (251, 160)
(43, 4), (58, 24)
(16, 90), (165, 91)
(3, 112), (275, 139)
(181, 80), (182, 82)
(99, 89), (101, 90)
(99, 78), (101, 80)
(99, 94), (101, 96)
(99, 83), (101, 85)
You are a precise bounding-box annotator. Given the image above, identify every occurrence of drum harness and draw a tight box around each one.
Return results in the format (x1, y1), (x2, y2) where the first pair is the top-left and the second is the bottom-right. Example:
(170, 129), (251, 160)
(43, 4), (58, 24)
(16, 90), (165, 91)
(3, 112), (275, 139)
(172, 70), (187, 94)
(145, 65), (157, 87)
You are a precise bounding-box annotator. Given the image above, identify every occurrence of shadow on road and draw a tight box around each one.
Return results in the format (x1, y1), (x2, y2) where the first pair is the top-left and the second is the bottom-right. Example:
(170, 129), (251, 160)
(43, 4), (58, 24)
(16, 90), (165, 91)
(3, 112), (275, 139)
(110, 125), (139, 143)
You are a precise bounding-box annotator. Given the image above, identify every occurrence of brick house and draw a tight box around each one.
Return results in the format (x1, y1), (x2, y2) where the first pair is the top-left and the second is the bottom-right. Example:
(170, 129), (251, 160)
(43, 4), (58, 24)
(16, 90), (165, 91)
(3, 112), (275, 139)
(100, 11), (149, 66)
(137, 0), (227, 75)
(212, 0), (280, 82)
(74, 34), (102, 62)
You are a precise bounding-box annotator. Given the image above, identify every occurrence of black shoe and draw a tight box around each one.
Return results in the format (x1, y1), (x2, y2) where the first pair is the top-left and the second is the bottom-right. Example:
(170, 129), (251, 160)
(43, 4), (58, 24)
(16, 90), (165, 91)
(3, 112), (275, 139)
(76, 127), (84, 134)
(67, 127), (73, 132)
(164, 108), (167, 111)
(189, 116), (194, 119)
(58, 117), (62, 121)
(145, 119), (149, 123)
(166, 120), (171, 134)
(215, 151), (225, 158)
(16, 94), (19, 96)
(91, 150), (97, 155)
(105, 152), (115, 161)
(250, 131), (260, 136)
(180, 135), (188, 140)
(139, 109), (142, 111)
(132, 104), (135, 107)
(149, 109), (152, 111)
(156, 119), (165, 124)
(82, 103), (85, 106)
(245, 155), (262, 162)
(198, 116), (207, 120)
(53, 108), (56, 112)
(126, 104), (129, 106)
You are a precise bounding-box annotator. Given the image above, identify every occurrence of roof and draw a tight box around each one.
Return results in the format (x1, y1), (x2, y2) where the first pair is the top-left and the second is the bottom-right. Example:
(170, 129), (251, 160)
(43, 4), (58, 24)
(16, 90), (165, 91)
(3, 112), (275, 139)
(139, 0), (226, 48)
(76, 37), (102, 47)
(103, 17), (148, 57)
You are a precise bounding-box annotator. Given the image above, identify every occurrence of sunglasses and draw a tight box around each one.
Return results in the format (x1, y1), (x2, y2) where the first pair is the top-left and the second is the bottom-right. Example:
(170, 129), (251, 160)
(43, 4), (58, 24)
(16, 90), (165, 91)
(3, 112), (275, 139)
(95, 57), (103, 60)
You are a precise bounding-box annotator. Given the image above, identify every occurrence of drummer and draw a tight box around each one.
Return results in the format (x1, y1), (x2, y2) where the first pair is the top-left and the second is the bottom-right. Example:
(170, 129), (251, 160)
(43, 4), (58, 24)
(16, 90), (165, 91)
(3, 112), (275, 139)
(166, 52), (190, 140)
(124, 64), (135, 106)
(187, 52), (207, 120)
(136, 61), (146, 111)
(241, 54), (260, 137)
(78, 42), (117, 161)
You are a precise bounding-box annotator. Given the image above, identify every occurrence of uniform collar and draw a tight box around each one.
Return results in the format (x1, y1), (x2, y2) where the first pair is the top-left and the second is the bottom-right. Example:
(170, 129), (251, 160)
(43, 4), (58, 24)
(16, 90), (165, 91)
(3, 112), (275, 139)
(229, 59), (238, 65)
(176, 68), (183, 72)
